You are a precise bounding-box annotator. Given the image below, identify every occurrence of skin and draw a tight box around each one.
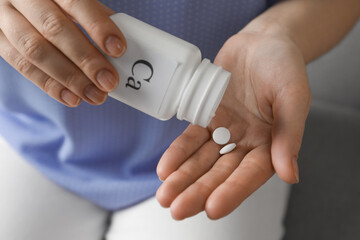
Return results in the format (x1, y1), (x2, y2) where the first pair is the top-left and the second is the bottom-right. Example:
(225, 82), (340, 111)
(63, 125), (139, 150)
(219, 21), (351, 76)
(0, 0), (127, 107)
(0, 0), (359, 221)
(157, 30), (311, 220)
(157, 0), (360, 220)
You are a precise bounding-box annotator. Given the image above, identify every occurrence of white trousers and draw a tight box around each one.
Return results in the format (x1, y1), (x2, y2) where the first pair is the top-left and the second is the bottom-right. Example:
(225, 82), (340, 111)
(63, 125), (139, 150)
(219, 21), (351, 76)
(0, 136), (290, 240)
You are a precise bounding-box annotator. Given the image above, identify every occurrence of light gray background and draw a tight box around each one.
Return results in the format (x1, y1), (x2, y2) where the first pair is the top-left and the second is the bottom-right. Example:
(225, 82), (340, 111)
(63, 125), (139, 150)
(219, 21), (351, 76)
(307, 21), (360, 108)
(283, 21), (360, 239)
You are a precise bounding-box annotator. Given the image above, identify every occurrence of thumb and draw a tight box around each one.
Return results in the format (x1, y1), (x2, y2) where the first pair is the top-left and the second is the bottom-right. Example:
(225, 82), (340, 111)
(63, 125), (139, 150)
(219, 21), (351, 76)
(271, 82), (311, 184)
(98, 2), (116, 16)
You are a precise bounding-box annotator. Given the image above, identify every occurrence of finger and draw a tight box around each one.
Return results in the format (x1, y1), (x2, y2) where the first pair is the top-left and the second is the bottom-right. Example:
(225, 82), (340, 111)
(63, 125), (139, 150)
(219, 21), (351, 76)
(271, 82), (311, 184)
(55, 0), (127, 57)
(157, 125), (210, 181)
(205, 145), (274, 219)
(98, 2), (117, 16)
(0, 30), (81, 107)
(0, 5), (107, 105)
(11, 0), (119, 93)
(62, 3), (114, 23)
(156, 140), (220, 208)
(169, 147), (246, 220)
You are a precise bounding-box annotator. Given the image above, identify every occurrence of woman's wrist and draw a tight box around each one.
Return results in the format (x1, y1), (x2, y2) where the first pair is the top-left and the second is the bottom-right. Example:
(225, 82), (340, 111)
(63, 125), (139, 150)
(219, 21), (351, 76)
(240, 0), (360, 64)
(236, 15), (306, 62)
(241, 14), (290, 39)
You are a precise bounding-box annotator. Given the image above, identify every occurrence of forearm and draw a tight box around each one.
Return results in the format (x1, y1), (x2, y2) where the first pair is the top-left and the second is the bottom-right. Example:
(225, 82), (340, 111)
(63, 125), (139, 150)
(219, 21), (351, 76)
(243, 0), (360, 63)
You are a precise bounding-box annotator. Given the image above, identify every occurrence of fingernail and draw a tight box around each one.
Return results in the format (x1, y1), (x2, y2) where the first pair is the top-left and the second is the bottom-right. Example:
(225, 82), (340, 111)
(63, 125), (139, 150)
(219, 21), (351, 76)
(105, 35), (124, 56)
(61, 89), (81, 106)
(96, 69), (117, 91)
(292, 157), (299, 183)
(84, 85), (107, 104)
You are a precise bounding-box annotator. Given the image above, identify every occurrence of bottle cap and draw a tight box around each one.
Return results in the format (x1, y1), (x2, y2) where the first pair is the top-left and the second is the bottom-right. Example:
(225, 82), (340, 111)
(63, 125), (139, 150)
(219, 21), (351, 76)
(177, 59), (230, 127)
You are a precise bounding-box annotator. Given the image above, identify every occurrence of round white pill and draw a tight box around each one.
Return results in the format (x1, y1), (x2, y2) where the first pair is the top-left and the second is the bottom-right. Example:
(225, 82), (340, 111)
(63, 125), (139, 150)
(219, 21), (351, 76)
(212, 127), (231, 145)
(219, 143), (236, 155)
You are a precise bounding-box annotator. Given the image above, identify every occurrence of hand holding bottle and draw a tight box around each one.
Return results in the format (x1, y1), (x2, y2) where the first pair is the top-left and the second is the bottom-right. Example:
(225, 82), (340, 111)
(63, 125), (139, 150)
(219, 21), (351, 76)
(156, 29), (311, 220)
(0, 0), (126, 107)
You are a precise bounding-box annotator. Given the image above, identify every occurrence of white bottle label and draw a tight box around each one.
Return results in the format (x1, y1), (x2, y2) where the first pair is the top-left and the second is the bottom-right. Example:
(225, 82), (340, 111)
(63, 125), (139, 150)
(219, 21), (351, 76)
(108, 36), (178, 116)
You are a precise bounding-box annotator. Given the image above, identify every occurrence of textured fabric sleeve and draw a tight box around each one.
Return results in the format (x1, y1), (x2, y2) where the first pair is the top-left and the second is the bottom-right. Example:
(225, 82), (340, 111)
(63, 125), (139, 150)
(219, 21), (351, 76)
(267, 0), (280, 7)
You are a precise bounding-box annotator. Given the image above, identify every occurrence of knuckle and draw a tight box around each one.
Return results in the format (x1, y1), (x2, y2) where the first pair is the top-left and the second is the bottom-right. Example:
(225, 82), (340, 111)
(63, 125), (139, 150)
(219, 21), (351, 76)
(176, 167), (194, 180)
(195, 181), (213, 194)
(63, 69), (81, 90)
(19, 34), (45, 61)
(226, 178), (247, 191)
(168, 143), (188, 158)
(77, 53), (96, 73)
(61, 0), (80, 11)
(40, 12), (66, 38)
(242, 158), (269, 176)
(214, 161), (235, 175)
(42, 77), (56, 93)
(13, 55), (33, 75)
(86, 19), (104, 36)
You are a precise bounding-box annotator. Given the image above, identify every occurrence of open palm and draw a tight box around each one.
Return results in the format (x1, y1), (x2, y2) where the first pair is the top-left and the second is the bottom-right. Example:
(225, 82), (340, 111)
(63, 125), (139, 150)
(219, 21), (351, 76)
(156, 32), (311, 220)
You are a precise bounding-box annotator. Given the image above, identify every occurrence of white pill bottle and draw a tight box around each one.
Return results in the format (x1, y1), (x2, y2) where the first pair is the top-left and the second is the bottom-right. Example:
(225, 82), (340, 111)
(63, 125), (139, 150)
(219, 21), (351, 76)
(107, 13), (231, 127)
